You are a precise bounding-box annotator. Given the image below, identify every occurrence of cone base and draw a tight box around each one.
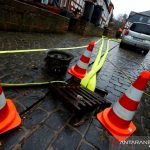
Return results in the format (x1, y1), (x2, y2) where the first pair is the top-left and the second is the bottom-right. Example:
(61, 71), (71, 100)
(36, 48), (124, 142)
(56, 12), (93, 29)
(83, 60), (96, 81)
(0, 99), (22, 134)
(97, 107), (136, 142)
(68, 65), (86, 79)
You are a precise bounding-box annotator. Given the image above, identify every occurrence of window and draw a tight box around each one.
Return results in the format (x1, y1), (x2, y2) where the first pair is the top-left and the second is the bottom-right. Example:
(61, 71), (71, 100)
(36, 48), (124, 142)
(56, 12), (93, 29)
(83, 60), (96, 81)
(148, 19), (150, 24)
(139, 16), (143, 21)
(130, 23), (150, 35)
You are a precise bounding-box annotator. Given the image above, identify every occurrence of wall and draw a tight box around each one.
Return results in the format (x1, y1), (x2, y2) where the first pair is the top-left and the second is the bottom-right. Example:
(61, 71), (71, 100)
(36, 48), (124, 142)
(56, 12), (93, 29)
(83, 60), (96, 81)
(69, 18), (104, 36)
(100, 0), (110, 28)
(0, 0), (69, 33)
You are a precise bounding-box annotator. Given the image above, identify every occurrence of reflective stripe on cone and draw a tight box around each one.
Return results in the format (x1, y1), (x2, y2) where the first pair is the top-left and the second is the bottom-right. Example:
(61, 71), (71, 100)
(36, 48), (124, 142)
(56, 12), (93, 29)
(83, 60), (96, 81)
(125, 85), (143, 102)
(83, 50), (92, 58)
(113, 101), (135, 121)
(0, 92), (6, 110)
(76, 60), (88, 70)
(68, 41), (95, 79)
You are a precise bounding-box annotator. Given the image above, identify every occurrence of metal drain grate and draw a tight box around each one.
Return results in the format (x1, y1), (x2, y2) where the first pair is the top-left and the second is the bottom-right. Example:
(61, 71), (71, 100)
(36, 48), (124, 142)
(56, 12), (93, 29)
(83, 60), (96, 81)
(50, 82), (111, 113)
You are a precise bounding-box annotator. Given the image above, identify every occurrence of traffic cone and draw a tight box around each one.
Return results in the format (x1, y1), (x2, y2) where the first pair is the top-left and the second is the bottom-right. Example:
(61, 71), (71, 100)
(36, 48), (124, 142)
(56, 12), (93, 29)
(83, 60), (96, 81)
(0, 85), (21, 134)
(97, 71), (150, 142)
(68, 41), (95, 79)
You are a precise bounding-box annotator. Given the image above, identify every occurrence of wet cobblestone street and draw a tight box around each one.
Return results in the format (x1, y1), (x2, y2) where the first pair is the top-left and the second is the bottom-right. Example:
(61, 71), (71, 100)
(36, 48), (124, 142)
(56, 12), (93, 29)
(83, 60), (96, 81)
(0, 31), (150, 150)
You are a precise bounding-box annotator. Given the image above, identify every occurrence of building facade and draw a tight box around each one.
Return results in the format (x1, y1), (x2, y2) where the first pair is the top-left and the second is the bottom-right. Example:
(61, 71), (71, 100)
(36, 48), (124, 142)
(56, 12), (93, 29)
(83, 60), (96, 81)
(61, 0), (113, 27)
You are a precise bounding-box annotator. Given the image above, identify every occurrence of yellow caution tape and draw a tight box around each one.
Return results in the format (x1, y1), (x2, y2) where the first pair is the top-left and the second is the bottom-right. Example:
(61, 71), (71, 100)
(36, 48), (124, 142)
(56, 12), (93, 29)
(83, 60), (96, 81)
(0, 39), (101, 54)
(0, 81), (67, 87)
(110, 38), (122, 43)
(92, 37), (105, 68)
(0, 37), (120, 54)
(81, 39), (110, 91)
(1, 37), (149, 98)
(86, 37), (105, 91)
(0, 49), (48, 54)
(0, 36), (120, 91)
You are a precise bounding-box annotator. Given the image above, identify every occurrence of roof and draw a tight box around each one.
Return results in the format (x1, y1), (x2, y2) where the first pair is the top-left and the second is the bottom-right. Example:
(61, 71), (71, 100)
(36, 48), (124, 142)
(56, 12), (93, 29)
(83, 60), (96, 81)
(139, 10), (150, 17)
(129, 11), (137, 16)
(129, 10), (150, 17)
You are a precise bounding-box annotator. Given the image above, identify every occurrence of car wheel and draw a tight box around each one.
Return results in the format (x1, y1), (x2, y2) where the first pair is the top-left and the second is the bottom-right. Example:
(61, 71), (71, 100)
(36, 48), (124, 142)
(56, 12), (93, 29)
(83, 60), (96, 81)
(119, 42), (124, 48)
(141, 50), (149, 55)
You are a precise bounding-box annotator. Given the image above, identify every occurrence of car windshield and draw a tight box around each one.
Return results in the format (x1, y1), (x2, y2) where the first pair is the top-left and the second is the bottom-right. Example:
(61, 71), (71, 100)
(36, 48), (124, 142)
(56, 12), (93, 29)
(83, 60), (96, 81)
(130, 23), (150, 35)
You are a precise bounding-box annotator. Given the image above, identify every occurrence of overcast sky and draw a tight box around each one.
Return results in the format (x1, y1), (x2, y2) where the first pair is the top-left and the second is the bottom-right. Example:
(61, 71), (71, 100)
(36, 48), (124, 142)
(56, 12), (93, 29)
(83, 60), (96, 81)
(112, 0), (150, 18)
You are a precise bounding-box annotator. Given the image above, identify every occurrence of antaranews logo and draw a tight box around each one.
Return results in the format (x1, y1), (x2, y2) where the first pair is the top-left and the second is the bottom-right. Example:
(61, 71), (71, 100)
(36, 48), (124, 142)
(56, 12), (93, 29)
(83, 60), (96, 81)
(120, 139), (150, 145)
(109, 136), (150, 150)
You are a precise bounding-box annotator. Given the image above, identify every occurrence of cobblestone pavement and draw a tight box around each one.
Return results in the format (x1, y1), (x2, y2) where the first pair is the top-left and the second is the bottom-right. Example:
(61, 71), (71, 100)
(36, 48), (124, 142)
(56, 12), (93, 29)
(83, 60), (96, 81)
(0, 31), (150, 150)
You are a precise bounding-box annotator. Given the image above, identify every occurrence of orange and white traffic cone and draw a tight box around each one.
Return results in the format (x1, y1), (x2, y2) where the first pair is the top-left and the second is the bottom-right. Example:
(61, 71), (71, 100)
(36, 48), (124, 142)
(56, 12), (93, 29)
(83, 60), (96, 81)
(0, 85), (21, 134)
(97, 71), (150, 142)
(68, 41), (95, 79)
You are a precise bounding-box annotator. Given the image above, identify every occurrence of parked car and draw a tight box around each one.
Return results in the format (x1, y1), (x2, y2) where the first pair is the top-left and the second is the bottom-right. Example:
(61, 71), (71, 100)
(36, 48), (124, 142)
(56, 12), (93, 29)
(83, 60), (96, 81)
(120, 22), (150, 54)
